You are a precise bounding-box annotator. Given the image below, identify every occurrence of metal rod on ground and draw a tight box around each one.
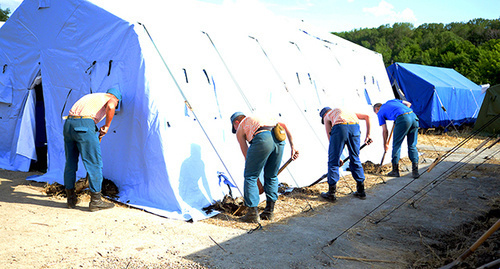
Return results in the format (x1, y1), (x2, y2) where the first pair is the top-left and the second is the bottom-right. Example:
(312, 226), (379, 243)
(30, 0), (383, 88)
(427, 114), (500, 173)
(326, 118), (500, 249)
(410, 136), (499, 206)
(462, 146), (500, 179)
(375, 136), (495, 224)
(308, 143), (369, 187)
(477, 258), (500, 269)
(439, 218), (500, 269)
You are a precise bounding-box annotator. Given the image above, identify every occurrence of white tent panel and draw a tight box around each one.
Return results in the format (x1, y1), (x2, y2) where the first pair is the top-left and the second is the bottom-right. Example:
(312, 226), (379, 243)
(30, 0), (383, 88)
(0, 0), (398, 220)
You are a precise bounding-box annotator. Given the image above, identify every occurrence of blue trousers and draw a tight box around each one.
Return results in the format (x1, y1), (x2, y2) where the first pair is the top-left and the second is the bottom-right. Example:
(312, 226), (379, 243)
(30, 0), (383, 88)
(63, 118), (103, 192)
(328, 124), (365, 185)
(244, 131), (285, 207)
(392, 112), (419, 165)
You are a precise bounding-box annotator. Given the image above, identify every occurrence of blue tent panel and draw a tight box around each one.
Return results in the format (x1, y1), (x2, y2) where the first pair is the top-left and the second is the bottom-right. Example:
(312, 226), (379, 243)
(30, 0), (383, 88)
(387, 62), (484, 128)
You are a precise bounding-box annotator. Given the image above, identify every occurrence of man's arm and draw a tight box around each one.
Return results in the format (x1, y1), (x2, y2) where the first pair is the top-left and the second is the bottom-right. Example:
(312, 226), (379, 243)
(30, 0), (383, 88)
(355, 113), (372, 144)
(278, 122), (299, 160)
(324, 119), (333, 141)
(402, 100), (412, 108)
(381, 124), (389, 152)
(235, 126), (248, 159)
(99, 97), (119, 139)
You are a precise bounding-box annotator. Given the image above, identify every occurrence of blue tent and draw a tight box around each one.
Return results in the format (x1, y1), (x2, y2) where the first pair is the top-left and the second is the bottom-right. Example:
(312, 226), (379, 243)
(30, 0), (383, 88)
(387, 63), (485, 128)
(0, 0), (394, 220)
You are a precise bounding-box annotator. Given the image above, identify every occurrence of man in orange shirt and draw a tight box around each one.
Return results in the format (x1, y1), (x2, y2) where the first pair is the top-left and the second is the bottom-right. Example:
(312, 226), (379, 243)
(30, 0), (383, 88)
(319, 107), (372, 201)
(230, 112), (299, 223)
(63, 88), (121, 212)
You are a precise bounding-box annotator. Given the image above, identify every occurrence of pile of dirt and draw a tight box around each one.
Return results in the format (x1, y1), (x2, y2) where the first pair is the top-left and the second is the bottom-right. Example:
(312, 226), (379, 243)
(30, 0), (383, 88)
(202, 195), (245, 215)
(44, 177), (119, 198)
(410, 198), (500, 268)
(201, 173), (388, 230)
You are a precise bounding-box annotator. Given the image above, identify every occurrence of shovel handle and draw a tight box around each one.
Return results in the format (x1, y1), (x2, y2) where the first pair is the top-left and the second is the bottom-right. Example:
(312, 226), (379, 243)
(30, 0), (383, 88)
(309, 143), (368, 188)
(258, 157), (294, 194)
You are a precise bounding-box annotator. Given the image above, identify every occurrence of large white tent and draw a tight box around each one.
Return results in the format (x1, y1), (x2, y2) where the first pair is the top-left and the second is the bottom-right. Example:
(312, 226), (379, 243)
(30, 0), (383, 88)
(0, 0), (396, 220)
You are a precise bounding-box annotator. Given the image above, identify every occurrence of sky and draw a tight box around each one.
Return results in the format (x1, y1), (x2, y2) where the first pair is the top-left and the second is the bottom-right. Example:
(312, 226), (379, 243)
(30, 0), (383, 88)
(1, 0), (499, 32)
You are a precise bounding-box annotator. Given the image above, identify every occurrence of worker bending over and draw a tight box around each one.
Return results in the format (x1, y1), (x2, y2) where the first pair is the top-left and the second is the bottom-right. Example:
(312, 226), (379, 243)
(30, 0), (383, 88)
(63, 88), (121, 211)
(231, 112), (299, 223)
(373, 99), (419, 178)
(319, 107), (372, 202)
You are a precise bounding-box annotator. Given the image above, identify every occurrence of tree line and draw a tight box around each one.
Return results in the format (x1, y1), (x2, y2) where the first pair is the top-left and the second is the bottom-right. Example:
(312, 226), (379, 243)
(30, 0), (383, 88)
(334, 18), (500, 86)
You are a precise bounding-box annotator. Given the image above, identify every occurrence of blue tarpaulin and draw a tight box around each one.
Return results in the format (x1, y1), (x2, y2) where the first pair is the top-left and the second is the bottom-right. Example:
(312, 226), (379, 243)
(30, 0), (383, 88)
(387, 62), (485, 128)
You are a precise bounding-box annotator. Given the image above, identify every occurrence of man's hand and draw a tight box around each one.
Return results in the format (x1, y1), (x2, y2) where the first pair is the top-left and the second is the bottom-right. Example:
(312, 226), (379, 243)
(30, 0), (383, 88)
(99, 125), (109, 140)
(339, 159), (344, 166)
(291, 147), (299, 160)
(365, 136), (373, 145)
(384, 142), (389, 152)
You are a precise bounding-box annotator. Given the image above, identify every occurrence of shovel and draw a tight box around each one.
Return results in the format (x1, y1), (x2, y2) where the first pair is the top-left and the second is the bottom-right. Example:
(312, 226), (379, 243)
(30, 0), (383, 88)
(233, 157), (293, 216)
(257, 157), (293, 194)
(376, 124), (394, 174)
(308, 142), (369, 187)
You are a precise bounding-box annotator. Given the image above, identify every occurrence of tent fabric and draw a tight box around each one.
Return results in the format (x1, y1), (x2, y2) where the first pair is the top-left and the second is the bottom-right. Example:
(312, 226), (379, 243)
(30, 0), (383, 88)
(0, 0), (396, 220)
(387, 62), (485, 128)
(473, 84), (500, 134)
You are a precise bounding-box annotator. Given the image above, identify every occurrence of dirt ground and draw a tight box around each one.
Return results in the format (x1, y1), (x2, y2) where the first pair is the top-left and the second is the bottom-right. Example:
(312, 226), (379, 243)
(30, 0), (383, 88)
(0, 130), (499, 268)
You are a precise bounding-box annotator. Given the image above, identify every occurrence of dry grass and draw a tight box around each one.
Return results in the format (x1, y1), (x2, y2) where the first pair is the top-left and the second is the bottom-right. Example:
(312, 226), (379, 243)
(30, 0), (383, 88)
(409, 198), (500, 269)
(201, 129), (497, 231)
(201, 172), (391, 230)
(418, 127), (492, 149)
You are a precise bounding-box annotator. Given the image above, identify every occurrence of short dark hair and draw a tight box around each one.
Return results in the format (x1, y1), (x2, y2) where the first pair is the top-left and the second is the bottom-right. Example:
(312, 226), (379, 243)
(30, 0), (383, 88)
(373, 103), (382, 112)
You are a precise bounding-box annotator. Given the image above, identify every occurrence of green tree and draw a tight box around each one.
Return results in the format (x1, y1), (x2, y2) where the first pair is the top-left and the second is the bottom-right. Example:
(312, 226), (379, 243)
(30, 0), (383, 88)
(332, 18), (500, 86)
(476, 39), (500, 85)
(0, 7), (10, 21)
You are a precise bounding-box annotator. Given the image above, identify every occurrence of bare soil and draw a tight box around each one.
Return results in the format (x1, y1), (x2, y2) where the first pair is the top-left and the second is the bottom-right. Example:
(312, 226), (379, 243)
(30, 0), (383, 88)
(0, 130), (499, 268)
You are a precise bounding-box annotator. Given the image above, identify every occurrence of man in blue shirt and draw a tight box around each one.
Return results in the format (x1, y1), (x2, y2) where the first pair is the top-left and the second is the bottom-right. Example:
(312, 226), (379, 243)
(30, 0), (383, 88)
(373, 99), (419, 178)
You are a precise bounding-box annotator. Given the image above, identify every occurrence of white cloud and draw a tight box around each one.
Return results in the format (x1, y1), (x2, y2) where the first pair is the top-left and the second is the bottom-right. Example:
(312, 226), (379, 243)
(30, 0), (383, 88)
(363, 0), (394, 16)
(363, 0), (416, 23)
(396, 8), (417, 22)
(0, 0), (22, 11)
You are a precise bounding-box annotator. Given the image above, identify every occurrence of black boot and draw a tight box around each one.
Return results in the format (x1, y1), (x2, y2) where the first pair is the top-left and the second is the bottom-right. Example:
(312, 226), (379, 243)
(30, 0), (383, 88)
(353, 181), (366, 200)
(89, 192), (114, 212)
(240, 207), (260, 223)
(66, 188), (79, 209)
(387, 163), (400, 177)
(321, 184), (337, 202)
(260, 200), (275, 220)
(412, 162), (419, 178)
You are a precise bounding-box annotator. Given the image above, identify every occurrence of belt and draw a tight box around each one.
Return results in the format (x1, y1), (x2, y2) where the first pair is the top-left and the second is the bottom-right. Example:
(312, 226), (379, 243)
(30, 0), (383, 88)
(335, 122), (358, 125)
(67, 115), (93, 119)
(397, 111), (413, 118)
(254, 126), (273, 136)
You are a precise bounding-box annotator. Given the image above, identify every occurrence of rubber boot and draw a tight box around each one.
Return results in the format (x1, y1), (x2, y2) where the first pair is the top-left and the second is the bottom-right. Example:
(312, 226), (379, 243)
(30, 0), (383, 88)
(66, 188), (79, 209)
(353, 181), (366, 200)
(260, 200), (275, 220)
(320, 184), (337, 202)
(412, 162), (419, 178)
(89, 192), (114, 212)
(240, 207), (260, 223)
(387, 163), (400, 177)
